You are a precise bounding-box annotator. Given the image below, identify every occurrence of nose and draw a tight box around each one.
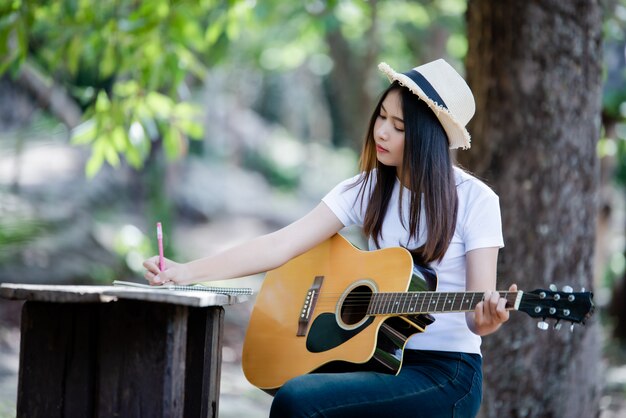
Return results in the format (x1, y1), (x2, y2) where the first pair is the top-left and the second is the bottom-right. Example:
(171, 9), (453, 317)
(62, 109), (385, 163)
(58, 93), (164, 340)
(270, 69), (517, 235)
(375, 122), (389, 141)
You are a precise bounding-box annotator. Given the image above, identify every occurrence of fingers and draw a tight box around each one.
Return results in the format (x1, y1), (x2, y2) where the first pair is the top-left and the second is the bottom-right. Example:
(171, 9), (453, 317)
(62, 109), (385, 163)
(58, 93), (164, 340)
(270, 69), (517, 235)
(474, 301), (485, 324)
(142, 256), (172, 285)
(143, 257), (161, 275)
(144, 269), (163, 285)
(479, 290), (509, 323)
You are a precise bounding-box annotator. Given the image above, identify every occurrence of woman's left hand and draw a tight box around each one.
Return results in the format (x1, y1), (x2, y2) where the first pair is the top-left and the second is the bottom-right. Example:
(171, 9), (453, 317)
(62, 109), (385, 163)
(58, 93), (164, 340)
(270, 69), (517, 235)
(471, 284), (518, 336)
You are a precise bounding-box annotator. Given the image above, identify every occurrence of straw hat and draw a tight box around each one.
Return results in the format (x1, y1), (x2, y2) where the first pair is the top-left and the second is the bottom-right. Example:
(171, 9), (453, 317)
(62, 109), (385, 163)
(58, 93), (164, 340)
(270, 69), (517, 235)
(378, 59), (475, 150)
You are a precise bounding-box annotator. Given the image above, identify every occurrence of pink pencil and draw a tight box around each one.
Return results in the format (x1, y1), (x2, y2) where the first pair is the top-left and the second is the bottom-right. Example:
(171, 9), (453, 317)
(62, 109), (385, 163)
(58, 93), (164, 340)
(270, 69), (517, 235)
(156, 222), (165, 271)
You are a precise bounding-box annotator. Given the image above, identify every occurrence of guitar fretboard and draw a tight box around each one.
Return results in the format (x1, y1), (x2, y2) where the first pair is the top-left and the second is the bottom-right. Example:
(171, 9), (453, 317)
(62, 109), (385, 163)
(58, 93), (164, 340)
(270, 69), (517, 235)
(367, 291), (518, 315)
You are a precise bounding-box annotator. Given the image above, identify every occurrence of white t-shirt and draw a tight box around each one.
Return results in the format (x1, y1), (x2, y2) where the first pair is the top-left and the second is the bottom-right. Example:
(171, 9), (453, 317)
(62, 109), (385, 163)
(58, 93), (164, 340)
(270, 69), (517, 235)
(321, 166), (504, 355)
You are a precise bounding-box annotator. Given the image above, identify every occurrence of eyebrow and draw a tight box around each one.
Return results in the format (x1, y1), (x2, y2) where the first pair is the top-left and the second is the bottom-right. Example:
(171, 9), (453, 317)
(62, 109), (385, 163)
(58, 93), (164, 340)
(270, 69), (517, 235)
(381, 104), (404, 124)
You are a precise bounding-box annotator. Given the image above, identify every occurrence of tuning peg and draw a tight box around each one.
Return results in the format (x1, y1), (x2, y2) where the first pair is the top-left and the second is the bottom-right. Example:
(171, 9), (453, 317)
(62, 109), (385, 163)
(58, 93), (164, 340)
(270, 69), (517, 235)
(562, 285), (573, 293)
(554, 320), (562, 331)
(537, 321), (549, 330)
(549, 284), (557, 291)
(570, 323), (575, 332)
(581, 287), (586, 293)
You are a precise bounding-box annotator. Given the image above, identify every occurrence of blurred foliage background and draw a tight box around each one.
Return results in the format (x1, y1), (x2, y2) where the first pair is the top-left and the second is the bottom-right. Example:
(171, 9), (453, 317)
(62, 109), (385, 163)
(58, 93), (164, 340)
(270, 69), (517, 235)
(1, 0), (626, 416)
(0, 0), (473, 283)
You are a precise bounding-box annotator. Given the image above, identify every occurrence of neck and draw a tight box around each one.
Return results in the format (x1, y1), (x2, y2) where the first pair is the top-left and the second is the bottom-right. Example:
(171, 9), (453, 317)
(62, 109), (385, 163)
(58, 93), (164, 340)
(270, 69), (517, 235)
(367, 290), (520, 315)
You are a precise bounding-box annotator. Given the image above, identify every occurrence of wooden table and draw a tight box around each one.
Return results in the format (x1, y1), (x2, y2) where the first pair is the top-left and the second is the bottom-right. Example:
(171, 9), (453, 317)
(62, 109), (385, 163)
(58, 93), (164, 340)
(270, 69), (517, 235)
(0, 283), (249, 418)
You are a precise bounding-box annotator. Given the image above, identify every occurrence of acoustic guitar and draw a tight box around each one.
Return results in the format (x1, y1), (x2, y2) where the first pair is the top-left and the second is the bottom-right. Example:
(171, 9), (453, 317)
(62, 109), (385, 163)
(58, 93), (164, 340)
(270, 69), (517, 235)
(242, 233), (594, 393)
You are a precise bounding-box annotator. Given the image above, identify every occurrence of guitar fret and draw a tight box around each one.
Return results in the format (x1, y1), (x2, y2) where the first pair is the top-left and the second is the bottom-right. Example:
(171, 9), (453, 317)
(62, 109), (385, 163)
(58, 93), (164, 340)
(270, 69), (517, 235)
(372, 294), (378, 314)
(387, 293), (398, 314)
(450, 293), (457, 310)
(386, 293), (396, 314)
(377, 293), (385, 314)
(428, 292), (435, 312)
(463, 293), (472, 310)
(376, 294), (385, 314)
(371, 293), (378, 314)
(383, 292), (392, 314)
(390, 292), (398, 314)
(430, 292), (438, 312)
(400, 292), (408, 314)
(409, 293), (418, 313)
(455, 293), (465, 311)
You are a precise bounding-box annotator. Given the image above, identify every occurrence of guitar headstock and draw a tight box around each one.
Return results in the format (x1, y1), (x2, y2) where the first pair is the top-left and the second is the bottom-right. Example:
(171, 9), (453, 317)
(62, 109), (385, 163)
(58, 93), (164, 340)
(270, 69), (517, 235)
(518, 286), (594, 331)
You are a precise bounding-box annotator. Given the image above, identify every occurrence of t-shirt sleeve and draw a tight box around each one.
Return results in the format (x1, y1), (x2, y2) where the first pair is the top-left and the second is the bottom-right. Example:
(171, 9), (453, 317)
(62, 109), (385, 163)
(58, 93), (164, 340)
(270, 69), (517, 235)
(321, 174), (367, 227)
(462, 190), (504, 252)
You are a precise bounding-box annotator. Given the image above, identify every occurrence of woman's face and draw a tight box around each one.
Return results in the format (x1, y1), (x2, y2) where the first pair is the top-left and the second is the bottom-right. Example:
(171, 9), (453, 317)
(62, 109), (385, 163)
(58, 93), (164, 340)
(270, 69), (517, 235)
(373, 89), (405, 173)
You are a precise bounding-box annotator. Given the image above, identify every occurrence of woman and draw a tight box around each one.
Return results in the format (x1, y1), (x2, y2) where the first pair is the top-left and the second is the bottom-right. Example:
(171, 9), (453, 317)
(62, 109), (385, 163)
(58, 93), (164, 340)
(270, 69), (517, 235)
(143, 59), (515, 418)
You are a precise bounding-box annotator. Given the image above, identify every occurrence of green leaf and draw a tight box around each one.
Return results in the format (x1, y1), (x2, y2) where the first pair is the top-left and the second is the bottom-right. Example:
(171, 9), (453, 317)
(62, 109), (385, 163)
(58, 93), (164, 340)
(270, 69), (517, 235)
(95, 91), (111, 113)
(113, 80), (140, 97)
(71, 119), (97, 145)
(205, 15), (226, 45)
(145, 91), (173, 117)
(66, 35), (82, 76)
(104, 140), (121, 167)
(100, 40), (116, 78)
(176, 118), (203, 139)
(125, 145), (144, 169)
(109, 126), (127, 156)
(163, 125), (183, 159)
(85, 147), (105, 178)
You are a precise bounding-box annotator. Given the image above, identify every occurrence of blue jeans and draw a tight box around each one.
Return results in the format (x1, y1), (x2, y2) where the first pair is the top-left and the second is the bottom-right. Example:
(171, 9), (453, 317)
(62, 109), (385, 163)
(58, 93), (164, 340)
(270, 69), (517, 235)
(270, 350), (482, 418)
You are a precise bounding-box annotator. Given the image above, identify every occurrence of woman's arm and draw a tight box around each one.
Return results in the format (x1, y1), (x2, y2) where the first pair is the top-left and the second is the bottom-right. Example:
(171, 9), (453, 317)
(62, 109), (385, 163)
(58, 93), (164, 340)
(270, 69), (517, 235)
(143, 202), (344, 285)
(464, 247), (517, 336)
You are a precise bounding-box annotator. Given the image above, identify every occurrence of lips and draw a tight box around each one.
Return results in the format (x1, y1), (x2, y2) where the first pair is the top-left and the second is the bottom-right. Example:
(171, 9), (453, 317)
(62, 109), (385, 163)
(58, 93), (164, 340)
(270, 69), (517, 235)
(376, 144), (388, 153)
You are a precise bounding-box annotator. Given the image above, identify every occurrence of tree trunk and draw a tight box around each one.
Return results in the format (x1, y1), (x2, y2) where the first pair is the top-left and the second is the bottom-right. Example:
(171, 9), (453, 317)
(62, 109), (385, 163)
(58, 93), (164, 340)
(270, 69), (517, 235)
(461, 1), (603, 417)
(324, 0), (380, 149)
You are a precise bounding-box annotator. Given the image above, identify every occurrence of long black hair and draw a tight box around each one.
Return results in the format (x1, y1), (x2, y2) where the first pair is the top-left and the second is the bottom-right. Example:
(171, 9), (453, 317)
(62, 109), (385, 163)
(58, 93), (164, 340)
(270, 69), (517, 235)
(354, 81), (458, 264)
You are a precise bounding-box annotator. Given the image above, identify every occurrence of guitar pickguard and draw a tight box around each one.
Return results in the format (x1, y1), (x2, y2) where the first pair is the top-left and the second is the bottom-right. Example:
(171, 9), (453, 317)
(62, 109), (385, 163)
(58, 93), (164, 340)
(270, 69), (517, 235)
(306, 313), (375, 353)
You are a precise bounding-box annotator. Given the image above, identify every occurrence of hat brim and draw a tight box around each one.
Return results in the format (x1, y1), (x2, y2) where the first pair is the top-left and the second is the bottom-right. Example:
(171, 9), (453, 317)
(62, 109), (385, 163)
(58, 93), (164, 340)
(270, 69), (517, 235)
(378, 62), (471, 150)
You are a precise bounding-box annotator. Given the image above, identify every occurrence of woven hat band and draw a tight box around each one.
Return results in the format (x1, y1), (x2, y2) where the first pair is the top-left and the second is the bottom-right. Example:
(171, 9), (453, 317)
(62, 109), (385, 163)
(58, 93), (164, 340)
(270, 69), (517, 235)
(402, 70), (448, 110)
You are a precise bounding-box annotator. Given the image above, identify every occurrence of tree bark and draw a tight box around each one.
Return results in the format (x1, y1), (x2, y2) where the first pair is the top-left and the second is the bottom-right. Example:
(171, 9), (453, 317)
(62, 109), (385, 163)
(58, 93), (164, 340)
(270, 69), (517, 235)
(461, 1), (603, 417)
(324, 1), (379, 149)
(15, 61), (82, 129)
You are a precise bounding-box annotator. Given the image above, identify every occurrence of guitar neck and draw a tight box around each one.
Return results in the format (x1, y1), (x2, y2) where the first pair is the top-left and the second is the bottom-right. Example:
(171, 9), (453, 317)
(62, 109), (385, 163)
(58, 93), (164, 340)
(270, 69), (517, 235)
(367, 291), (522, 315)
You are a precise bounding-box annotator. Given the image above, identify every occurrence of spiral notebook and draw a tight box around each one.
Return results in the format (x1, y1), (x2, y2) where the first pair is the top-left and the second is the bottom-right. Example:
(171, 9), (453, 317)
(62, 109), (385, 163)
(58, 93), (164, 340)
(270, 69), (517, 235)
(112, 280), (253, 296)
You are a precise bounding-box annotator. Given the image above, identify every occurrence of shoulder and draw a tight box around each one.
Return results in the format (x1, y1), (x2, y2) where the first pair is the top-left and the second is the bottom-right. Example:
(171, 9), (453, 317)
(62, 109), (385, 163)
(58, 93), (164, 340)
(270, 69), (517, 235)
(333, 170), (378, 194)
(453, 166), (498, 201)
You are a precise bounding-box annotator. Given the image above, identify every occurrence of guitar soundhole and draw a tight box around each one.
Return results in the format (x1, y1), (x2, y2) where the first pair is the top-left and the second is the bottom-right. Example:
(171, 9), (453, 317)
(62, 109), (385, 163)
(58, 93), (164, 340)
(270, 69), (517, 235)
(340, 285), (372, 325)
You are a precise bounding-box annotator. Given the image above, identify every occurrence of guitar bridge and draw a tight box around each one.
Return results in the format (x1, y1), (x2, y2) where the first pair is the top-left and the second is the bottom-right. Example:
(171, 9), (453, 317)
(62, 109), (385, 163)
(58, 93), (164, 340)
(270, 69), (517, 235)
(297, 276), (324, 336)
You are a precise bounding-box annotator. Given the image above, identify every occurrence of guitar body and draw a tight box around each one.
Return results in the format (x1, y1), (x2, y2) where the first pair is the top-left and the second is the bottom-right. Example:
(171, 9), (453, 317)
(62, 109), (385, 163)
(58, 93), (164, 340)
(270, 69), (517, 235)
(242, 234), (437, 392)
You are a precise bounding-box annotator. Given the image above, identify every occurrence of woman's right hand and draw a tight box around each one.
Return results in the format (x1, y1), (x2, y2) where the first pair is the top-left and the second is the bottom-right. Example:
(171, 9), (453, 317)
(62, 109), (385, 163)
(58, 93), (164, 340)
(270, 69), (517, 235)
(143, 257), (193, 286)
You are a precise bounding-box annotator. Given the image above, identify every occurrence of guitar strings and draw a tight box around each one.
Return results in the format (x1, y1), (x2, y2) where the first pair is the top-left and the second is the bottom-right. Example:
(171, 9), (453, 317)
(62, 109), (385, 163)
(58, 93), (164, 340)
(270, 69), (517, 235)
(299, 292), (521, 309)
(292, 292), (566, 311)
(295, 291), (563, 300)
